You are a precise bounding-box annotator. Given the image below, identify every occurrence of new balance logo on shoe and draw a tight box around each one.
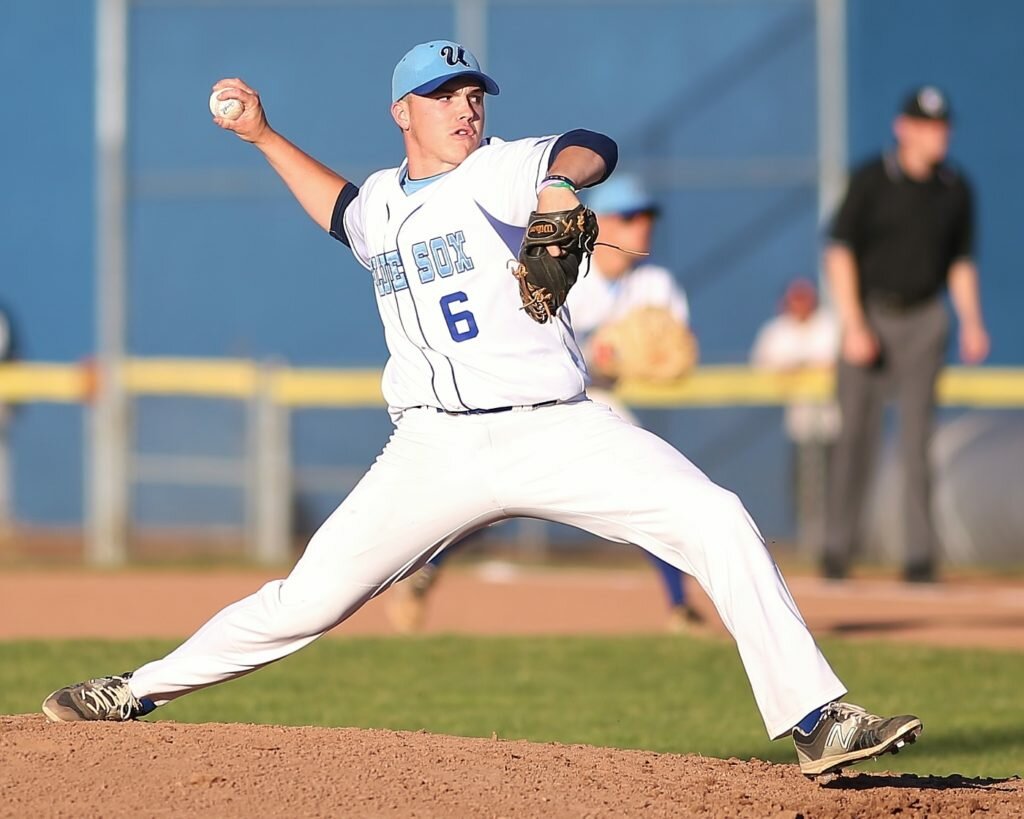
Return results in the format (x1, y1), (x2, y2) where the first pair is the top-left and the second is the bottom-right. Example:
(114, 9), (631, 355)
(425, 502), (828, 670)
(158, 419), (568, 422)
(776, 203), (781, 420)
(826, 722), (855, 750)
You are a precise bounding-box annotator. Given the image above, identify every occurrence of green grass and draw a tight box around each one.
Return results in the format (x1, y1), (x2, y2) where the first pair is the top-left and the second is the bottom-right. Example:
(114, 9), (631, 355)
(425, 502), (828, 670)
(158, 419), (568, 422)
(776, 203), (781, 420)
(4, 636), (1022, 778)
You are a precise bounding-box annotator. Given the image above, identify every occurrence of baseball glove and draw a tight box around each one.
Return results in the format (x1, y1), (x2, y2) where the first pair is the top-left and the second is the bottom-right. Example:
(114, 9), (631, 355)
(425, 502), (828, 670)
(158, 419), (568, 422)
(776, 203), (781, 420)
(513, 205), (599, 323)
(589, 306), (699, 383)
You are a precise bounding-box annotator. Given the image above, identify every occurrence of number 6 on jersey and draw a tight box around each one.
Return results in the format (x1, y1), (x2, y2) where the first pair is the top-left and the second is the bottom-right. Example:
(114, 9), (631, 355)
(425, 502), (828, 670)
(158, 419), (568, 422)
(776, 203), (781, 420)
(440, 291), (479, 341)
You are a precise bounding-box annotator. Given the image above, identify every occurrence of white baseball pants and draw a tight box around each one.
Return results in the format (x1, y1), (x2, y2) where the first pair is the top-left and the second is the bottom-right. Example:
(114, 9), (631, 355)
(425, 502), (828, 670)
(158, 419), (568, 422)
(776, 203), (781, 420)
(130, 398), (845, 738)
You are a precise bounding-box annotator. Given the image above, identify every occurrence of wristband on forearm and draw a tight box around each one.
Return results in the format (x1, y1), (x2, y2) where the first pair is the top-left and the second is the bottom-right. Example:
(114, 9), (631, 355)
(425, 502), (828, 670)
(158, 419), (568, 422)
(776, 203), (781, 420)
(537, 174), (579, 194)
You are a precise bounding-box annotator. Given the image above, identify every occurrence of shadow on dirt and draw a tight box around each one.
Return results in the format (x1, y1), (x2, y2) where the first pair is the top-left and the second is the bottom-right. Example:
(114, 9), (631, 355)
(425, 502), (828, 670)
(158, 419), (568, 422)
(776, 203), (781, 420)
(823, 772), (1022, 792)
(826, 616), (1024, 635)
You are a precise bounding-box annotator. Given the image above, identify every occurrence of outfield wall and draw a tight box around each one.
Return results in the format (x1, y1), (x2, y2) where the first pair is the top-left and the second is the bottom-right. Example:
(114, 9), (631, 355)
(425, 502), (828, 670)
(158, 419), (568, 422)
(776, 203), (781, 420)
(1, 0), (1022, 548)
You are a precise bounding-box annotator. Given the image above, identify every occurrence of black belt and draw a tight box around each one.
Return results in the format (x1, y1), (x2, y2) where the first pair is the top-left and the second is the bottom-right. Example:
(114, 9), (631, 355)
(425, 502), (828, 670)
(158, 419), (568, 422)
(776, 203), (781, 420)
(867, 293), (939, 313)
(422, 399), (560, 416)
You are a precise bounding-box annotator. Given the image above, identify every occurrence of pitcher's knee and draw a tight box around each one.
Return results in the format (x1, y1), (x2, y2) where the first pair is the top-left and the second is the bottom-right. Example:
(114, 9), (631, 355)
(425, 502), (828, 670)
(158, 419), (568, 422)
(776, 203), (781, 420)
(647, 476), (746, 525)
(689, 485), (763, 543)
(653, 479), (740, 526)
(692, 484), (747, 521)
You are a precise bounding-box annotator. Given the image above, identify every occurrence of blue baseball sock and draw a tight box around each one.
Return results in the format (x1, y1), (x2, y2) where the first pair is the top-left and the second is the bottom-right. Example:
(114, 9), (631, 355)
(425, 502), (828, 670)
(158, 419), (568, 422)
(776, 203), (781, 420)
(796, 704), (828, 734)
(645, 553), (685, 607)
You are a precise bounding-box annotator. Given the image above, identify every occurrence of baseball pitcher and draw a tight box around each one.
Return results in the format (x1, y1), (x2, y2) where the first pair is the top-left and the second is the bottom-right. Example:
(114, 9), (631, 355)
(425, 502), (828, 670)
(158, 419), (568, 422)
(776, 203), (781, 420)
(43, 40), (921, 778)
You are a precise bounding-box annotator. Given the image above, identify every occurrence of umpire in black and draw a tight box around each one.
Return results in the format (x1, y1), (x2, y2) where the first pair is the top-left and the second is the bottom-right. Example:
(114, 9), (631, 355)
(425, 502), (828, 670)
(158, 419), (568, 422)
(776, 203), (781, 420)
(823, 86), (990, 583)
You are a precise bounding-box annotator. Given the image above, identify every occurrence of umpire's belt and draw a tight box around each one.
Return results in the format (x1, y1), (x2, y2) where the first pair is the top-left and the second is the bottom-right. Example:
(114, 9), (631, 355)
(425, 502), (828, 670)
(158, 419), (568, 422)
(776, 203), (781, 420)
(867, 292), (941, 314)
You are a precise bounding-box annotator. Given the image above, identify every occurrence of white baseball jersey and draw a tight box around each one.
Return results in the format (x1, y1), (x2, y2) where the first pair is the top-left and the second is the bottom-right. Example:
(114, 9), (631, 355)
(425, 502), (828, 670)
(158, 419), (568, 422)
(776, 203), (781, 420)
(567, 261), (690, 339)
(339, 136), (587, 415)
(749, 310), (838, 370)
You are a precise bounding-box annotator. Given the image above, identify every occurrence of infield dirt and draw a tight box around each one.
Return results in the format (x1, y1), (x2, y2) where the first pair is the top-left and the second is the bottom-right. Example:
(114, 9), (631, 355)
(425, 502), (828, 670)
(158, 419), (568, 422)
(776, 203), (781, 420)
(2, 565), (1023, 649)
(2, 715), (1022, 818)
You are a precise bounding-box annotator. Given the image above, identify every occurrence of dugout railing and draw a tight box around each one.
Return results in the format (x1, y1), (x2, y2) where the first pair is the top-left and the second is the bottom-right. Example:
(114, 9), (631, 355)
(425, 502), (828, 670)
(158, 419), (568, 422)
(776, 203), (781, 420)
(1, 360), (1023, 566)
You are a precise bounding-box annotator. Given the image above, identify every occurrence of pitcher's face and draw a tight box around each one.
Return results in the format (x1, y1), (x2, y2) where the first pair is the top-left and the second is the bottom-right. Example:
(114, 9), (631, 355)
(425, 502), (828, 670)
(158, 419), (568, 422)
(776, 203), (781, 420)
(394, 79), (485, 174)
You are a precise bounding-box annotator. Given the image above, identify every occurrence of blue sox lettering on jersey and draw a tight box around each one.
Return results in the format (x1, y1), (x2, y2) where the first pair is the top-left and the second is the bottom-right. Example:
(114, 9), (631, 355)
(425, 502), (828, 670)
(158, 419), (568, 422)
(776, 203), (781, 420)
(370, 231), (475, 296)
(370, 250), (407, 296)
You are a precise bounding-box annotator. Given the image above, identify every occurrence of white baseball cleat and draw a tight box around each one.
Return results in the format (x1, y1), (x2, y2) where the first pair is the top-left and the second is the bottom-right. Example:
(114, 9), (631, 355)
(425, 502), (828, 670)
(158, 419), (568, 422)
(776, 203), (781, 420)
(42, 672), (151, 722)
(793, 701), (922, 777)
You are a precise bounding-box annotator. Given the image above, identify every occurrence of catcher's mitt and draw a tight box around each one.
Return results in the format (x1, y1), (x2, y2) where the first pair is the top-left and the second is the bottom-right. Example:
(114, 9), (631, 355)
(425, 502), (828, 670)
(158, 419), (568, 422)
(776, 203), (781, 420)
(589, 306), (699, 383)
(513, 205), (599, 323)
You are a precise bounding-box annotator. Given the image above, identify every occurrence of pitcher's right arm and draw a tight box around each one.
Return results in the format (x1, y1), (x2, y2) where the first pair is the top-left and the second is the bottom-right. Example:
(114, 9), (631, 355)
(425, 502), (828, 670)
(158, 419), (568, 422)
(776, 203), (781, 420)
(211, 79), (348, 232)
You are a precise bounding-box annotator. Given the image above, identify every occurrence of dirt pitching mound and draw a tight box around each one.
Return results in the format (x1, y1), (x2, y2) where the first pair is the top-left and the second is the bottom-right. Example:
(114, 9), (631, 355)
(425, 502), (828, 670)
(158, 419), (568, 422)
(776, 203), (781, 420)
(2, 716), (1020, 818)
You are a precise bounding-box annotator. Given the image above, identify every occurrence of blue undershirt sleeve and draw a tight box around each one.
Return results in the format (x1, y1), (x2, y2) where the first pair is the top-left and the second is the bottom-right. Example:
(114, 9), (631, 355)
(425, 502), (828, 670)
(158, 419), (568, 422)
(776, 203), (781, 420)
(548, 130), (618, 186)
(328, 182), (360, 247)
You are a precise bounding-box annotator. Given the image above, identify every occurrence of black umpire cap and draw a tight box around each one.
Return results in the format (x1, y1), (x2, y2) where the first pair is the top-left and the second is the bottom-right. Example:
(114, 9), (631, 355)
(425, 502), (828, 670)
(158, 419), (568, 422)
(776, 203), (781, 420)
(901, 86), (952, 122)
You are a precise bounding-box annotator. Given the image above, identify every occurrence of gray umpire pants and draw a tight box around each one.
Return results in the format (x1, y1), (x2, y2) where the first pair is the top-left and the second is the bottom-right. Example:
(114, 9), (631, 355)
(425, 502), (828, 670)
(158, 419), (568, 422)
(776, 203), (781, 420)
(824, 296), (949, 575)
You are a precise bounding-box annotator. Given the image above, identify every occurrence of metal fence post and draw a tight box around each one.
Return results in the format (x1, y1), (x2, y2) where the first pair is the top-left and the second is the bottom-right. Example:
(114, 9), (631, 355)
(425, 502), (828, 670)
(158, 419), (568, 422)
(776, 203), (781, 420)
(516, 518), (549, 561)
(248, 362), (292, 565)
(89, 0), (130, 566)
(815, 0), (848, 224)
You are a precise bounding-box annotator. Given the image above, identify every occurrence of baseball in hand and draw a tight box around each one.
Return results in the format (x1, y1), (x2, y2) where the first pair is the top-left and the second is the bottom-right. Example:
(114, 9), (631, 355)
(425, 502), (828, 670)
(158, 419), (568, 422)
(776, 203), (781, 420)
(209, 89), (244, 121)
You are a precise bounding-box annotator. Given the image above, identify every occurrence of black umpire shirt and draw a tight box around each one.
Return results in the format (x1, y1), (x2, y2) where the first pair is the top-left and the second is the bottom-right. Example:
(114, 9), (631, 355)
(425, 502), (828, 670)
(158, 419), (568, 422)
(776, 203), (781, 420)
(830, 153), (974, 308)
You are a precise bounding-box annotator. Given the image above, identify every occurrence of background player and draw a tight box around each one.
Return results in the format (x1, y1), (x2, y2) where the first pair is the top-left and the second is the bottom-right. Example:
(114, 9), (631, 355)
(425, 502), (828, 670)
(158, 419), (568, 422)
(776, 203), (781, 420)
(43, 39), (921, 777)
(571, 175), (703, 632)
(388, 175), (704, 636)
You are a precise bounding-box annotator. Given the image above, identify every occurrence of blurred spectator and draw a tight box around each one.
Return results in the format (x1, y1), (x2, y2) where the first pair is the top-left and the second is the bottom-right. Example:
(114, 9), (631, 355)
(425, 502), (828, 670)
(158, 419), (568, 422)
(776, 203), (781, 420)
(823, 86), (989, 583)
(570, 175), (697, 393)
(750, 278), (839, 554)
(572, 174), (703, 634)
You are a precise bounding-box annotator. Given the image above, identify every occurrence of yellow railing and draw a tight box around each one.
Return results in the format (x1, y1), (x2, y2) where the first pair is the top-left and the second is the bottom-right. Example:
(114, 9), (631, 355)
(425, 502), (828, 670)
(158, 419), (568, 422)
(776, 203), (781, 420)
(0, 363), (91, 402)
(1, 359), (1023, 408)
(616, 366), (1024, 408)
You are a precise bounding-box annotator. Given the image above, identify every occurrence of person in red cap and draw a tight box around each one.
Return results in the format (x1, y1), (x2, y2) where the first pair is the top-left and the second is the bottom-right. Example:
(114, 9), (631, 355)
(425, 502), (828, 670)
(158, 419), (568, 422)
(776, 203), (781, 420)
(751, 279), (840, 554)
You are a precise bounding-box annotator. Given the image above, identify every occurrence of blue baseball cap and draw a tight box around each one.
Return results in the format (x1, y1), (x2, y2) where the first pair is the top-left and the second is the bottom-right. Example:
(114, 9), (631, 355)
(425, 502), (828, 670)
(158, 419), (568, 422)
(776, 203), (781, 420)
(392, 40), (500, 103)
(583, 175), (660, 218)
